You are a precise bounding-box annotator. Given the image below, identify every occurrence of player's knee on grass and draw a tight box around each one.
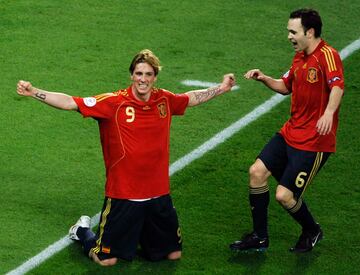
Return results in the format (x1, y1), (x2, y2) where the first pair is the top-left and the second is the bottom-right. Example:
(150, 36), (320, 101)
(167, 251), (181, 260)
(98, 258), (118, 266)
(89, 250), (118, 266)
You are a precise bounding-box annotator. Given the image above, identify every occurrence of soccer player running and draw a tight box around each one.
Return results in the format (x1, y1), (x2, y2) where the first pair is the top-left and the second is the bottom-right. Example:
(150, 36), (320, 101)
(230, 8), (344, 253)
(17, 49), (235, 266)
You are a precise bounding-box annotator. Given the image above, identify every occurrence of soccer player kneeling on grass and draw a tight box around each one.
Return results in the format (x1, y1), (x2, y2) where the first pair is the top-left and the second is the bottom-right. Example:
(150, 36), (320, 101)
(17, 49), (235, 266)
(229, 8), (344, 253)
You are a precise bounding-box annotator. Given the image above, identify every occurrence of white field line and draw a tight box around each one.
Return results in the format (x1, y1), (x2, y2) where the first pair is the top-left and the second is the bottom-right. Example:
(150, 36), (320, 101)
(181, 79), (240, 91)
(6, 38), (360, 275)
(169, 93), (285, 174)
(339, 38), (360, 60)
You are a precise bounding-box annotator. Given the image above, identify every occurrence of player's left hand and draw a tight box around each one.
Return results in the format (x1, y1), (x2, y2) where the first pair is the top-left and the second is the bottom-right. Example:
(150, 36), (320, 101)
(316, 111), (333, 135)
(220, 73), (236, 92)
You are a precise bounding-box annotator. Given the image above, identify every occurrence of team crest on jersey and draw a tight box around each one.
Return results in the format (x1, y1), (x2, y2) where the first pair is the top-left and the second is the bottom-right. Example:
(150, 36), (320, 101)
(307, 67), (318, 83)
(157, 102), (167, 118)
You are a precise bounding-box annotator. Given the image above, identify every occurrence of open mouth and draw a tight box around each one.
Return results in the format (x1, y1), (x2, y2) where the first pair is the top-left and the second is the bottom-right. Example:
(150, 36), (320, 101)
(290, 40), (298, 47)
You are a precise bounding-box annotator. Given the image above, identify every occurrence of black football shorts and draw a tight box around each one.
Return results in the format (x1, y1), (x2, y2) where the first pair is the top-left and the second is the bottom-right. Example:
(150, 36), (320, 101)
(91, 194), (182, 261)
(258, 133), (331, 198)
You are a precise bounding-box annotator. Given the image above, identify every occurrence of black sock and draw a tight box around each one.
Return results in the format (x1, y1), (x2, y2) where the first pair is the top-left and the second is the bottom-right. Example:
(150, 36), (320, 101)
(77, 227), (95, 242)
(249, 185), (270, 238)
(287, 199), (317, 232)
(77, 227), (96, 256)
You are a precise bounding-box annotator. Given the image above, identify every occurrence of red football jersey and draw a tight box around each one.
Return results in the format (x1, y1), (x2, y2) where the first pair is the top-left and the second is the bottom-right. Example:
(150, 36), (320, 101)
(73, 86), (189, 199)
(281, 40), (344, 152)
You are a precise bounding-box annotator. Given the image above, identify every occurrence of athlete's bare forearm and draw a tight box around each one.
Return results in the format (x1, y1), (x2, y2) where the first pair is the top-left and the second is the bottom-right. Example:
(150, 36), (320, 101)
(31, 87), (77, 110)
(186, 73), (235, 107)
(186, 86), (223, 106)
(244, 69), (290, 95)
(261, 76), (290, 95)
(324, 86), (344, 115)
(17, 80), (78, 110)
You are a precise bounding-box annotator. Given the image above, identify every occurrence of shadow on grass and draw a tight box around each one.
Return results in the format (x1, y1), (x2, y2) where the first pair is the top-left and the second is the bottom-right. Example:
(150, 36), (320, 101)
(228, 249), (321, 274)
(69, 247), (178, 275)
(285, 250), (321, 275)
(228, 250), (267, 274)
(81, 257), (178, 275)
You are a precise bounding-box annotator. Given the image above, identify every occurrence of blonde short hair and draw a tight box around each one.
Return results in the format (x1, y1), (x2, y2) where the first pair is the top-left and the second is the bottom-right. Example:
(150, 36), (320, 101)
(129, 49), (162, 76)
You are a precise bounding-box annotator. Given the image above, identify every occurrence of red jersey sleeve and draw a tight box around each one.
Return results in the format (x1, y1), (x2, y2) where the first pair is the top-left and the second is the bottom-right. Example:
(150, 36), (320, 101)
(320, 45), (345, 91)
(281, 54), (301, 92)
(281, 69), (292, 92)
(168, 92), (189, 115)
(72, 93), (118, 119)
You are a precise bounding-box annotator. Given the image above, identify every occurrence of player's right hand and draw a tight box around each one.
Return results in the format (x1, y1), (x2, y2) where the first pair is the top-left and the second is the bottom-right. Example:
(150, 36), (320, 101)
(244, 69), (265, 81)
(17, 80), (34, 97)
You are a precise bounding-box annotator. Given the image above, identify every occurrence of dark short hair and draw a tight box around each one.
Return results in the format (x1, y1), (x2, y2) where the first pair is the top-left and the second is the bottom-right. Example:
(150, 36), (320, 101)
(290, 8), (322, 37)
(129, 49), (162, 76)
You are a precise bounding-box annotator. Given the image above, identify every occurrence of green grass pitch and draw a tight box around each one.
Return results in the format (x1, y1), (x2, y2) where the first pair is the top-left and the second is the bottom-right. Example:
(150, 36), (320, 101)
(1, 0), (360, 274)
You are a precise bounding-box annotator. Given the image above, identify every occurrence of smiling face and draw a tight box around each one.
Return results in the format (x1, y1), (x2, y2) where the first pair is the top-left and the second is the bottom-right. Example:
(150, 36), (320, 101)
(131, 62), (157, 102)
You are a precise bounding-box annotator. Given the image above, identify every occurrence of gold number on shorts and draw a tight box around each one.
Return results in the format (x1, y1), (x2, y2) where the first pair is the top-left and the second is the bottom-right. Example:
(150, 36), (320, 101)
(177, 227), (182, 243)
(126, 106), (135, 123)
(295, 172), (307, 188)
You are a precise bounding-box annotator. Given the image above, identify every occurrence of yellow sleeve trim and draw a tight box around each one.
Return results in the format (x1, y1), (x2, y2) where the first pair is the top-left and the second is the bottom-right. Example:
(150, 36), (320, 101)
(94, 93), (116, 103)
(321, 46), (337, 72)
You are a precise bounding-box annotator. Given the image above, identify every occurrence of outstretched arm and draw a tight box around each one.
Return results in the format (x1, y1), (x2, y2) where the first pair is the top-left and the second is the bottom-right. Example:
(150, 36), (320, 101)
(244, 69), (290, 95)
(185, 74), (235, 107)
(17, 80), (78, 111)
